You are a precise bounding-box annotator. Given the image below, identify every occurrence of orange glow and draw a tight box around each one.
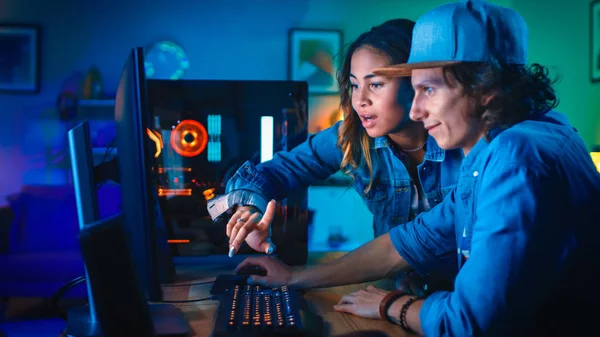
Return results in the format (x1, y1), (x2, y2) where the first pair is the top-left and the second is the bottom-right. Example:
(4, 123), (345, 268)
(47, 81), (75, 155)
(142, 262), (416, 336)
(157, 188), (192, 197)
(170, 120), (208, 157)
(146, 128), (163, 158)
(203, 188), (216, 201)
(168, 239), (190, 244)
(158, 167), (192, 174)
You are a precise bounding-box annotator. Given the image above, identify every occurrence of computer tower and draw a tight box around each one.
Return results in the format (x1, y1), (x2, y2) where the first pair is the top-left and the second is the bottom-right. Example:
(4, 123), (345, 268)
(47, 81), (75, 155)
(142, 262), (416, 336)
(145, 79), (310, 265)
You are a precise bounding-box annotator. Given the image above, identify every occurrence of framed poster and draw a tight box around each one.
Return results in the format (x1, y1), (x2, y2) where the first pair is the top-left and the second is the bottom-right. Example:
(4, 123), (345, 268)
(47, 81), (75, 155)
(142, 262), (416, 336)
(288, 29), (342, 94)
(591, 1), (600, 82)
(0, 24), (40, 93)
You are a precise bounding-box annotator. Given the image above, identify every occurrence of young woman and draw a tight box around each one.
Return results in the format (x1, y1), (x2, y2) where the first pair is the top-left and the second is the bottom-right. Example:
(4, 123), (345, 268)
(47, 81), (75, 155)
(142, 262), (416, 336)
(210, 19), (463, 292)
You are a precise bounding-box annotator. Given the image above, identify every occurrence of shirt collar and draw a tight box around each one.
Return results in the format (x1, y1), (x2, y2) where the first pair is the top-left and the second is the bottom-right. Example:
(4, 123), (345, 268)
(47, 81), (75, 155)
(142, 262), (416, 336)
(460, 134), (492, 171)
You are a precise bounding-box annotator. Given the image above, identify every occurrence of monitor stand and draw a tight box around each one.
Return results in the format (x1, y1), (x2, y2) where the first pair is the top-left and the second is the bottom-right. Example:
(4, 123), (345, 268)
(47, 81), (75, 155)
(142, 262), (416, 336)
(66, 303), (189, 336)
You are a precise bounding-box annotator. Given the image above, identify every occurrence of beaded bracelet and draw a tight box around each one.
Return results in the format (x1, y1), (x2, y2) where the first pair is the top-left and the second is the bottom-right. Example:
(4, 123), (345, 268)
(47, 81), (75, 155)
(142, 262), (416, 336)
(399, 295), (424, 333)
(378, 290), (406, 323)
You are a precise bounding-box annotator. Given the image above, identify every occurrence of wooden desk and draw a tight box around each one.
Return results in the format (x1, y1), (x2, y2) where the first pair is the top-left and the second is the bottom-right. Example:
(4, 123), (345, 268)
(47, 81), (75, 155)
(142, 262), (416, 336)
(161, 252), (414, 337)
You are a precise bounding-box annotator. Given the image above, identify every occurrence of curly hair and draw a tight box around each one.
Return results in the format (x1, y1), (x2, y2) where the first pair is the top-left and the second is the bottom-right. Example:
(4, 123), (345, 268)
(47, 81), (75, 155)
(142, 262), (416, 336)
(442, 58), (560, 134)
(336, 19), (415, 192)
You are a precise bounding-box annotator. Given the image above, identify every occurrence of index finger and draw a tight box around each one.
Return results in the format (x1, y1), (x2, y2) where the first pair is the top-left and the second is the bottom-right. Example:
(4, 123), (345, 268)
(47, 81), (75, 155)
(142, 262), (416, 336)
(259, 200), (276, 228)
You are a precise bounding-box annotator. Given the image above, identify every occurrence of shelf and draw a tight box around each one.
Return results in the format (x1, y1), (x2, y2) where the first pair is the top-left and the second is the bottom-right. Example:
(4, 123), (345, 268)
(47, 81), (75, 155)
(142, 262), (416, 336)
(78, 99), (116, 120)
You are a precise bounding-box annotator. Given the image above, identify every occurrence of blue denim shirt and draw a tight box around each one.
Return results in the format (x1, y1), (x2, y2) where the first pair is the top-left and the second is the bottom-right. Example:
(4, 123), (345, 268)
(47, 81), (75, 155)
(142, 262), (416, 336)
(211, 121), (463, 238)
(389, 111), (600, 337)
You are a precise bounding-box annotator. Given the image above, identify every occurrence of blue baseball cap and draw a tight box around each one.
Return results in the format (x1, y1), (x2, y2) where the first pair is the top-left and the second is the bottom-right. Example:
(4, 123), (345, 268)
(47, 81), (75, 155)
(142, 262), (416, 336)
(373, 0), (528, 77)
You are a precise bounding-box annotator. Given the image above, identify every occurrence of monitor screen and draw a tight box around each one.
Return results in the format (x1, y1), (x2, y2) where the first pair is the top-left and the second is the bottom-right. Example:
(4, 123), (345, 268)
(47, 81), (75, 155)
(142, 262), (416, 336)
(114, 47), (173, 301)
(145, 79), (310, 264)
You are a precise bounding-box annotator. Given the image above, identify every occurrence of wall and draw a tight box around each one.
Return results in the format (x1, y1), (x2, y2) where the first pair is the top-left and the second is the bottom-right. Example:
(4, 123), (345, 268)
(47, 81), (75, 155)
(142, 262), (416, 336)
(0, 0), (454, 205)
(514, 0), (600, 148)
(1, 0), (598, 215)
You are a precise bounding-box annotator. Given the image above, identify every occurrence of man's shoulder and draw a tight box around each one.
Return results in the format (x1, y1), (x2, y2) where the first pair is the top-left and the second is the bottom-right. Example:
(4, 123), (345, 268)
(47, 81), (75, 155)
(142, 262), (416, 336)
(486, 111), (575, 165)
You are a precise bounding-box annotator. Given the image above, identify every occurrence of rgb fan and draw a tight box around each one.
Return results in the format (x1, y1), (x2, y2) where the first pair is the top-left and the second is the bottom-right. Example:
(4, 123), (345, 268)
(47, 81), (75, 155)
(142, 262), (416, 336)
(170, 119), (208, 157)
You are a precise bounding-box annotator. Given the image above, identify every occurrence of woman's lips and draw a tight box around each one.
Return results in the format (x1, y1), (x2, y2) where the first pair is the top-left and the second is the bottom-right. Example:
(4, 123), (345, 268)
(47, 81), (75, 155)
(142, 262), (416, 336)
(360, 115), (377, 129)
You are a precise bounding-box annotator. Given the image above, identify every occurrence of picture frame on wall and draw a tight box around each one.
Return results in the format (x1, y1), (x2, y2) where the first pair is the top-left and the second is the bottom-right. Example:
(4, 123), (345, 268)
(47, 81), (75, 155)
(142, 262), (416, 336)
(0, 24), (41, 93)
(591, 0), (600, 82)
(288, 29), (342, 94)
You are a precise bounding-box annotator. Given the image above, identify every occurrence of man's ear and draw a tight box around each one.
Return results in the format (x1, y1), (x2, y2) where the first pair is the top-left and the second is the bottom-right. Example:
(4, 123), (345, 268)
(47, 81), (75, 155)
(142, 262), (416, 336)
(480, 93), (495, 108)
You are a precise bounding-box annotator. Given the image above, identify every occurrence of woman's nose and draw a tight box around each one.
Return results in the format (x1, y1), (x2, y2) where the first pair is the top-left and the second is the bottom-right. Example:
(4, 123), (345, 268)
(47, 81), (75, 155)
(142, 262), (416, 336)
(355, 89), (371, 107)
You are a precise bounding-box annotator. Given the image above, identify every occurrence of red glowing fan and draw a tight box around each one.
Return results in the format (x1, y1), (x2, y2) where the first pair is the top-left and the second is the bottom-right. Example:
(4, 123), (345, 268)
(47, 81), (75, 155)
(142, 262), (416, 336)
(170, 119), (208, 157)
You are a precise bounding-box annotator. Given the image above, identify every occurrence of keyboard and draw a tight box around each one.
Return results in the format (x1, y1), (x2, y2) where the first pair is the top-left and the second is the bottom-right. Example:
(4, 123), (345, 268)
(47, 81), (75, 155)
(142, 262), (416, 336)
(211, 275), (321, 337)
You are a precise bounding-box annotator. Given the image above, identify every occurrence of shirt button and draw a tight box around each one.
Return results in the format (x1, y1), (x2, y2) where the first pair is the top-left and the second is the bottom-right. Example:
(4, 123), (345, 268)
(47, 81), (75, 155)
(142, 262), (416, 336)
(473, 171), (479, 177)
(422, 166), (429, 172)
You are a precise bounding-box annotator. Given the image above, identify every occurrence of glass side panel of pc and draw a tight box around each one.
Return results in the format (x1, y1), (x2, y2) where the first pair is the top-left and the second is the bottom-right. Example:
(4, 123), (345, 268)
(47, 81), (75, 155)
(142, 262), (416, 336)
(146, 79), (309, 265)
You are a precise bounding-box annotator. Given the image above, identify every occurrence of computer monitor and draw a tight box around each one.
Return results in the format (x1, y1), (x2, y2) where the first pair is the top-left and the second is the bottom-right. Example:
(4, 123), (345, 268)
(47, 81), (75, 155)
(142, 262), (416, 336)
(67, 121), (100, 330)
(77, 213), (157, 337)
(69, 122), (100, 226)
(66, 120), (188, 337)
(75, 214), (189, 337)
(114, 47), (174, 302)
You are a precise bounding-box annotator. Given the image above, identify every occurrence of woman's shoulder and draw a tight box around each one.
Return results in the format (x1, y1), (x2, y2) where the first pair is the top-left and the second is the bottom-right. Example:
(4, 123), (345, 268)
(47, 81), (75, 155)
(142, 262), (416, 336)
(313, 120), (343, 140)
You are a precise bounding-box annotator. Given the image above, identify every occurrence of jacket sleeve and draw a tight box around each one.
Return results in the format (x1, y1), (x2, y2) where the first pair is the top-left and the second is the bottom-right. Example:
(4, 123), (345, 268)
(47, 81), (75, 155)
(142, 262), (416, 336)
(388, 188), (458, 278)
(208, 122), (344, 220)
(420, 159), (569, 337)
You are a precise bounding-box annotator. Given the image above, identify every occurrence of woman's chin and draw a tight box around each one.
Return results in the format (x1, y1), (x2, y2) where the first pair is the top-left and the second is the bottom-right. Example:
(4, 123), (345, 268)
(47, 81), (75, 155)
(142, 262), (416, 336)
(364, 128), (385, 139)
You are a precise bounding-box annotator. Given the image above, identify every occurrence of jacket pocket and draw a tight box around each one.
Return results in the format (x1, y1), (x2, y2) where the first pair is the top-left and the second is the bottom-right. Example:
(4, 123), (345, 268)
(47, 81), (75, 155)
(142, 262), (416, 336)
(352, 176), (390, 236)
(353, 176), (388, 202)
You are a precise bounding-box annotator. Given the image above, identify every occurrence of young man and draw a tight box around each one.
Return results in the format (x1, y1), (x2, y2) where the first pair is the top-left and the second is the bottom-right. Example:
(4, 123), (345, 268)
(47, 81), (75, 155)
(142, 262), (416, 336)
(234, 1), (600, 336)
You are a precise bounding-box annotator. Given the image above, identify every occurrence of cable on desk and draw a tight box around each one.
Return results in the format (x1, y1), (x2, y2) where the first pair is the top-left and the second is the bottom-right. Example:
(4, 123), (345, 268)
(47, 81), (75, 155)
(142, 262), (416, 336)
(152, 297), (213, 304)
(51, 275), (87, 320)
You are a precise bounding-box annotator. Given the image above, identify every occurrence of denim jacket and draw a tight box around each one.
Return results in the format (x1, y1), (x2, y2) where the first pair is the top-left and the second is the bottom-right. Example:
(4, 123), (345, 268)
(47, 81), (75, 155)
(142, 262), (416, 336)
(208, 121), (463, 238)
(389, 111), (600, 336)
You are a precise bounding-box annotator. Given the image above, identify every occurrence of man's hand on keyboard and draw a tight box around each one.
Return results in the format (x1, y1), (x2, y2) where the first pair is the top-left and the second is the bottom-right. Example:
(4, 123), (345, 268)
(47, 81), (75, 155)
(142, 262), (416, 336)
(235, 255), (293, 287)
(227, 200), (277, 256)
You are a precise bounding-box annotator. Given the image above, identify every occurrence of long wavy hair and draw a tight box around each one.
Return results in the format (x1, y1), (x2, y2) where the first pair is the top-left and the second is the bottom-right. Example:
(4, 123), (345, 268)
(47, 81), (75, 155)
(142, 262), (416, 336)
(442, 59), (560, 134)
(336, 19), (415, 192)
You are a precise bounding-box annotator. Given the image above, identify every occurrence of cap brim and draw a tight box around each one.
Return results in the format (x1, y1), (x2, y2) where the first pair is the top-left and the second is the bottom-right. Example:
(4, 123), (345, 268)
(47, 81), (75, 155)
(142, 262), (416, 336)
(373, 60), (461, 77)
